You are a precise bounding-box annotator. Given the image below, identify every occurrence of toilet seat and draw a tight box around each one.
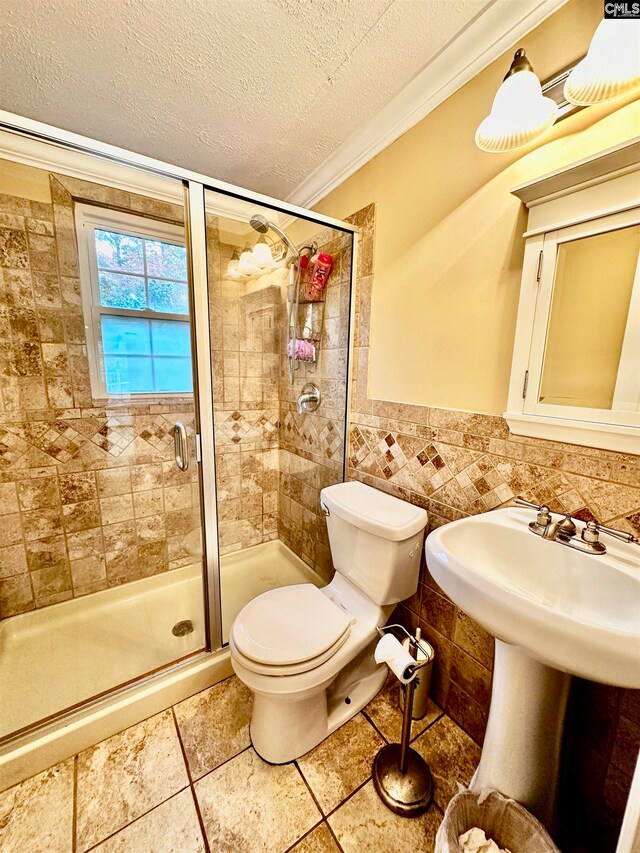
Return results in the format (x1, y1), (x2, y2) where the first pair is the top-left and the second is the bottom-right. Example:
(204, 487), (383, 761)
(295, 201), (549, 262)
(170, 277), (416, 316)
(231, 584), (352, 674)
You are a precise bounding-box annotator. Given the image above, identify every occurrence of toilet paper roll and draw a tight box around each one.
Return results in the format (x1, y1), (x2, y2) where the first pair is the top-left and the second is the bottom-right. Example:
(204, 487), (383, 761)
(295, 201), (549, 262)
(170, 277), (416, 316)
(374, 633), (416, 684)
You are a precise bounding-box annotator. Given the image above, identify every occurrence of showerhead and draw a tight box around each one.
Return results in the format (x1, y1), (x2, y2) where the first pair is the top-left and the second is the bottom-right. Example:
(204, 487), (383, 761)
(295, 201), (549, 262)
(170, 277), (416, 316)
(248, 213), (299, 260)
(249, 214), (269, 234)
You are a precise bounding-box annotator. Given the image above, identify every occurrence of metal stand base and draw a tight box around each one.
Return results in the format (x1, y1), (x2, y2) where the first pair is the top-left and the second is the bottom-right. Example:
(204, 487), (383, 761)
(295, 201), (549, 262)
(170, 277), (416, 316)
(372, 743), (433, 817)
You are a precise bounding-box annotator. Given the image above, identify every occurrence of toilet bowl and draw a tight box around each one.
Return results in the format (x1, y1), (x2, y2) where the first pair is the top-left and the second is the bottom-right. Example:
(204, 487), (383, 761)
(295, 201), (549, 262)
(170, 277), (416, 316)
(230, 480), (428, 764)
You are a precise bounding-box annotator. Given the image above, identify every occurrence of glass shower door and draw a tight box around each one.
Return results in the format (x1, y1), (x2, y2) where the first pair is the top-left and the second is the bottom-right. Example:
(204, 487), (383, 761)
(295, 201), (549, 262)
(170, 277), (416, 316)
(202, 187), (354, 643)
(0, 157), (209, 740)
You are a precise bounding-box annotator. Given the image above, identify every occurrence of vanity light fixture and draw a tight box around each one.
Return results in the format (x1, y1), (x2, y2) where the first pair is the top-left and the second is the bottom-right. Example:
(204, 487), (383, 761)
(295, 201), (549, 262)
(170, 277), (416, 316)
(226, 246), (241, 277)
(252, 235), (274, 268)
(237, 242), (260, 275)
(475, 48), (558, 153)
(564, 19), (640, 105)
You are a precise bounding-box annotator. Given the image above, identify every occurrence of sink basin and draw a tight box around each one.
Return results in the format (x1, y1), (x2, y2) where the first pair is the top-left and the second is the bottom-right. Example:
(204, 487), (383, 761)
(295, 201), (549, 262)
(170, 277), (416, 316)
(426, 507), (640, 687)
(425, 507), (640, 828)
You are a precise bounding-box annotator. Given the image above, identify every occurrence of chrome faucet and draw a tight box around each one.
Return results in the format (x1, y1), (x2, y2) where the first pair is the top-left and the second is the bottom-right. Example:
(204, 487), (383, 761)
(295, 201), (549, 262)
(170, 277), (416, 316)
(515, 498), (576, 541)
(514, 497), (639, 555)
(297, 382), (321, 415)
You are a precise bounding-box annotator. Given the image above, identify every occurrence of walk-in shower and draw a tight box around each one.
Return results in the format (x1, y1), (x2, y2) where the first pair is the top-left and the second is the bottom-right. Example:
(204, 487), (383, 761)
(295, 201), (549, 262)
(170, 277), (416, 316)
(0, 112), (356, 787)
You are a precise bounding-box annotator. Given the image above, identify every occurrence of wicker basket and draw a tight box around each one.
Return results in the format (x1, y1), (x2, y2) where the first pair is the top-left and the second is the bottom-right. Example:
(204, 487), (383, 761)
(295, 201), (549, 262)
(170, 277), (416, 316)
(435, 789), (560, 853)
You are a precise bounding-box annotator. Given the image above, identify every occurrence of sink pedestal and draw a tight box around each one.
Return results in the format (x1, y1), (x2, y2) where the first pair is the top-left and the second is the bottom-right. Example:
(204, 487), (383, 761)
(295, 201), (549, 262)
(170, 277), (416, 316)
(471, 640), (571, 826)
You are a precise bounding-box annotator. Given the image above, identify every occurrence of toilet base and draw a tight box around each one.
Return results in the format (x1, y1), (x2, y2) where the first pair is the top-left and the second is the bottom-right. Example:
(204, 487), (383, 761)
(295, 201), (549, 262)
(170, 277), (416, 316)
(250, 660), (387, 764)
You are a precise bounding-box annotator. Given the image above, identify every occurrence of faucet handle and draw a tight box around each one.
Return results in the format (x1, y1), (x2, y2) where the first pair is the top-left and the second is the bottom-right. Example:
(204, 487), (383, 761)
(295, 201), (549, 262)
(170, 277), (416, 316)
(514, 497), (544, 510)
(514, 498), (552, 531)
(593, 521), (639, 545)
(581, 520), (601, 545)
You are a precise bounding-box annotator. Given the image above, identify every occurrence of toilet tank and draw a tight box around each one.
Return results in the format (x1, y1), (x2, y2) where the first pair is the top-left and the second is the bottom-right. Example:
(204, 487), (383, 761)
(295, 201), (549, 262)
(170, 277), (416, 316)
(320, 481), (428, 606)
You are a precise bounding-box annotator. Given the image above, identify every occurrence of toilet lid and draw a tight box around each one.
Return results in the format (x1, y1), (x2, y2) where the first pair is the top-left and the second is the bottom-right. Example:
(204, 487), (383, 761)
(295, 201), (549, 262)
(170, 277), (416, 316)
(232, 584), (352, 666)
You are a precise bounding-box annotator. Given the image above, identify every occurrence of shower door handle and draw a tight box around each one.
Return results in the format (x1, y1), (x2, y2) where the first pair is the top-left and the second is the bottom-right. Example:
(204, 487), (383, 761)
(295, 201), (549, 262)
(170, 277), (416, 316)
(173, 422), (189, 471)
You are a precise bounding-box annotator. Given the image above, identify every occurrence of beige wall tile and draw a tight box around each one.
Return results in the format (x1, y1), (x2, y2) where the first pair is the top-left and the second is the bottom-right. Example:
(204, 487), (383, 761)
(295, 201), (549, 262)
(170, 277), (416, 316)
(0, 481), (19, 514)
(0, 572), (34, 617)
(0, 543), (28, 577)
(133, 489), (163, 519)
(97, 468), (132, 497)
(25, 535), (68, 570)
(59, 472), (97, 505)
(100, 494), (134, 525)
(131, 463), (162, 491)
(62, 501), (99, 533)
(17, 476), (59, 511)
(66, 528), (103, 561)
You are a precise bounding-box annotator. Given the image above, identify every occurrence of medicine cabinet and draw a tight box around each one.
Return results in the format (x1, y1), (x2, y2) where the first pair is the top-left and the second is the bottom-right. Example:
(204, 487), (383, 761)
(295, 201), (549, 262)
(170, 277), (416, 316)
(506, 137), (640, 453)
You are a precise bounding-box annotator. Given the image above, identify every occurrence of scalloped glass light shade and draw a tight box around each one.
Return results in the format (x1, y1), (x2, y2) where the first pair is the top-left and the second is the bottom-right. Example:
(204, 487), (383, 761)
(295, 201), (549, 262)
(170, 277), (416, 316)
(564, 20), (640, 106)
(475, 70), (558, 153)
(238, 248), (260, 276)
(252, 240), (273, 267)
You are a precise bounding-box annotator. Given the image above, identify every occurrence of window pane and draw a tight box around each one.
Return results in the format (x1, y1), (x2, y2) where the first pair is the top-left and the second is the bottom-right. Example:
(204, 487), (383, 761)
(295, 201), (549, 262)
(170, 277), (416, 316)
(145, 240), (187, 280)
(151, 319), (191, 356)
(104, 356), (154, 394)
(154, 358), (193, 393)
(99, 271), (146, 310)
(148, 279), (189, 315)
(101, 316), (151, 355)
(95, 229), (144, 273)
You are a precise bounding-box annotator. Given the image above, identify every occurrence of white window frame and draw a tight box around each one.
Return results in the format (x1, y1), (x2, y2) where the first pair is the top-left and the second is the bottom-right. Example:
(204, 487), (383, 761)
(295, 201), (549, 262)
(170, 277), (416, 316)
(75, 204), (192, 401)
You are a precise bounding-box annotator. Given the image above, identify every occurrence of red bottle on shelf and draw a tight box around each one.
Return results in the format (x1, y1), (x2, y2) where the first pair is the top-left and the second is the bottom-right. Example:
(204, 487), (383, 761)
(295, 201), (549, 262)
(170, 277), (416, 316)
(303, 252), (332, 301)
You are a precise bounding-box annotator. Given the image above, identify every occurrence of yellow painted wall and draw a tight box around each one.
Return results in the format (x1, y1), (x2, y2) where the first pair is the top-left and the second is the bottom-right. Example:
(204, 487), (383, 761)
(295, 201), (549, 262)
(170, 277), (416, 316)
(0, 160), (51, 203)
(311, 0), (640, 414)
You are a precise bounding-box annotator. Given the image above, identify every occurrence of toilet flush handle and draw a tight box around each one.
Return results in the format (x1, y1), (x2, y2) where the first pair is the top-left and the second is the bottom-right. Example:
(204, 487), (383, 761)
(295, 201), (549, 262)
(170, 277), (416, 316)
(409, 539), (421, 558)
(320, 499), (330, 516)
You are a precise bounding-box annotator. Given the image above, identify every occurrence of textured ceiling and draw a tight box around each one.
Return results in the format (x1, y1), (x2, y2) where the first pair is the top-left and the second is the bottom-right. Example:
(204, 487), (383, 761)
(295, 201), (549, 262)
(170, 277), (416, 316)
(0, 0), (492, 198)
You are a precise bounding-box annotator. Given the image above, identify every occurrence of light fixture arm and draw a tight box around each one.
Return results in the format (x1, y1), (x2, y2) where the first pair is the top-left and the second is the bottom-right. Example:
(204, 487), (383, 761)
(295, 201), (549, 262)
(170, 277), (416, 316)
(503, 48), (534, 80)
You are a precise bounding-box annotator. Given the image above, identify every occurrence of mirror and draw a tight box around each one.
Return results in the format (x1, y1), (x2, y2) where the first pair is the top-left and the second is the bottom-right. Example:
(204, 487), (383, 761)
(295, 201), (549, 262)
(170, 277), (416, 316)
(539, 224), (640, 412)
(507, 137), (640, 453)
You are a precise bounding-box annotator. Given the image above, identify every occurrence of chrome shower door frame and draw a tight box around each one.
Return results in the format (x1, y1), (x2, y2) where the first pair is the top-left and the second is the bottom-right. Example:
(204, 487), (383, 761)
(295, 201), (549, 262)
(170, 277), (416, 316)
(183, 181), (223, 651)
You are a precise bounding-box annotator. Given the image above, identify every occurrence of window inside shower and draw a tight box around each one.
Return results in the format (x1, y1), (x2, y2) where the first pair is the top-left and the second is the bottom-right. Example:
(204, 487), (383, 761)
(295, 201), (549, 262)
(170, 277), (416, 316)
(75, 206), (193, 398)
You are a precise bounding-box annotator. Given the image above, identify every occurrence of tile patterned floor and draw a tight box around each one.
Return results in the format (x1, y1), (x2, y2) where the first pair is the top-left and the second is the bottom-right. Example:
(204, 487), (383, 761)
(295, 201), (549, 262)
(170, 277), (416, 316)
(0, 673), (481, 853)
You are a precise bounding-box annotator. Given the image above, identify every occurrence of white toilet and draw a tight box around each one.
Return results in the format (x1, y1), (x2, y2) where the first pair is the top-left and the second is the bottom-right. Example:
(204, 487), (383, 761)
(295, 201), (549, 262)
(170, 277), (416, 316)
(230, 480), (428, 764)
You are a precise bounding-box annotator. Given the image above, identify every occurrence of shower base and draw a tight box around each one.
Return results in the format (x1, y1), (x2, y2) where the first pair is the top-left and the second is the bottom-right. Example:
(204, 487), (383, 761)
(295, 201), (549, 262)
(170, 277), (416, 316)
(0, 563), (206, 742)
(0, 539), (323, 790)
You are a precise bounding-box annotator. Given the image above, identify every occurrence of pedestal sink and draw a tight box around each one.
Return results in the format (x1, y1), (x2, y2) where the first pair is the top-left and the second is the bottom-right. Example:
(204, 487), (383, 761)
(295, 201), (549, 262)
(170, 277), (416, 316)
(425, 507), (640, 828)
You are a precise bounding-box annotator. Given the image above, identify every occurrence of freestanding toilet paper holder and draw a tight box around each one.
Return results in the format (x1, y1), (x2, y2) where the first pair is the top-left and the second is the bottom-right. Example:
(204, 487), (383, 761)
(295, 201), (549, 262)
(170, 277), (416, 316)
(372, 624), (434, 817)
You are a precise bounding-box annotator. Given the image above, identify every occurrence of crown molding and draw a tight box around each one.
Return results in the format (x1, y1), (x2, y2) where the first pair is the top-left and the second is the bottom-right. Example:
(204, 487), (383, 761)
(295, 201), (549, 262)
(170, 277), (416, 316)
(287, 0), (570, 209)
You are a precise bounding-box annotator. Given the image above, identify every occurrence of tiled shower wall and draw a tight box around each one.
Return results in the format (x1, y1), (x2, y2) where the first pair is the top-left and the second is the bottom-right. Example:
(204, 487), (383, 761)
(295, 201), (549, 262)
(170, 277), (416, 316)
(0, 165), (201, 619)
(206, 216), (353, 574)
(278, 225), (353, 582)
(206, 225), (281, 555)
(347, 202), (640, 850)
